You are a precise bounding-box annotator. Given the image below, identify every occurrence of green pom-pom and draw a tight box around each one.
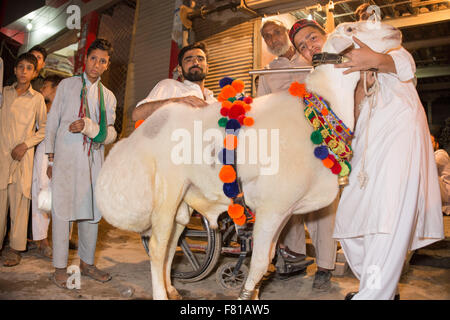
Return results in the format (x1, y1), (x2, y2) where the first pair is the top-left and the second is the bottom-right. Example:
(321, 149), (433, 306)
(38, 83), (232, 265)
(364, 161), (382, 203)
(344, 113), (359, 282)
(218, 117), (228, 127)
(311, 130), (323, 144)
(228, 97), (236, 103)
(345, 160), (352, 172)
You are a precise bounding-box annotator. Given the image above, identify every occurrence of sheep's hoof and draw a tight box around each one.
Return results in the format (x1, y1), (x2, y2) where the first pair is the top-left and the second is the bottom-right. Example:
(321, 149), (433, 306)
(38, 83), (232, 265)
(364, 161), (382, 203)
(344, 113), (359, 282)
(238, 288), (256, 300)
(168, 287), (182, 300)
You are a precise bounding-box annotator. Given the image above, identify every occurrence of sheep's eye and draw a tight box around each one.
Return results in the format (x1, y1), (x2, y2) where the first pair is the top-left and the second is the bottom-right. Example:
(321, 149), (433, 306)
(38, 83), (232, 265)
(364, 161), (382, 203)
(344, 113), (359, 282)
(346, 27), (353, 33)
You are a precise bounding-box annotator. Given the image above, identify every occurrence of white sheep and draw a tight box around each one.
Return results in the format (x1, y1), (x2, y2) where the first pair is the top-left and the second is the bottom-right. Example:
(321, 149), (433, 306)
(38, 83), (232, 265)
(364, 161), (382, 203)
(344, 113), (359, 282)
(95, 22), (402, 300)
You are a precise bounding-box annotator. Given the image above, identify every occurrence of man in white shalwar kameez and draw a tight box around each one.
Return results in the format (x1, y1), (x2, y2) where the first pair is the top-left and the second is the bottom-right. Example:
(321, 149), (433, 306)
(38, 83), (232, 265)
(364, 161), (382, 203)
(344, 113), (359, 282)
(331, 37), (445, 299)
(44, 39), (117, 288)
(290, 18), (444, 299)
(258, 19), (337, 290)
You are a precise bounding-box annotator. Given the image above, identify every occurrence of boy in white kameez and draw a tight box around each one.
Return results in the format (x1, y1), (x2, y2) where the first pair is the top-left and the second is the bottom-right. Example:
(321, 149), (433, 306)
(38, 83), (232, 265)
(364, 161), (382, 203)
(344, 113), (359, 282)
(31, 75), (65, 259)
(44, 39), (117, 288)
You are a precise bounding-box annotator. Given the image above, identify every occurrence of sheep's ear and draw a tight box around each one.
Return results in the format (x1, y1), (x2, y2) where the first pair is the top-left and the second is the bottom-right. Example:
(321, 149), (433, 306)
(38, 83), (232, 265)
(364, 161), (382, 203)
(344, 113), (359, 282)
(328, 35), (354, 53)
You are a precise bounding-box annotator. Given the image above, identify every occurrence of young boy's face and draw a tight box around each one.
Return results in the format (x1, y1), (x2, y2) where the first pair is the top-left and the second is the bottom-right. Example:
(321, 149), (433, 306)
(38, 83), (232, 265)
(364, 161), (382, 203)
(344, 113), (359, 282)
(84, 49), (110, 81)
(30, 50), (45, 74)
(40, 81), (57, 112)
(14, 60), (36, 85)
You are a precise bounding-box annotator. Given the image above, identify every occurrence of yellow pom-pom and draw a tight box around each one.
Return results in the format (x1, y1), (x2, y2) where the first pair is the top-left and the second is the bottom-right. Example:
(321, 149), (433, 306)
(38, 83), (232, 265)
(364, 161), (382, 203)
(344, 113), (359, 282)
(231, 79), (245, 93)
(219, 165), (237, 183)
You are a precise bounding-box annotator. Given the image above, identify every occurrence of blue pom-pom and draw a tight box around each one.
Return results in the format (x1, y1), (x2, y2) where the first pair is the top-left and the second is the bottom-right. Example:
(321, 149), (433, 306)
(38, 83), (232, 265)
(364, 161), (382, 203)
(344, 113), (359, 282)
(219, 77), (234, 88)
(238, 96), (244, 101)
(314, 146), (329, 160)
(223, 181), (240, 198)
(226, 119), (241, 132)
(218, 148), (235, 165)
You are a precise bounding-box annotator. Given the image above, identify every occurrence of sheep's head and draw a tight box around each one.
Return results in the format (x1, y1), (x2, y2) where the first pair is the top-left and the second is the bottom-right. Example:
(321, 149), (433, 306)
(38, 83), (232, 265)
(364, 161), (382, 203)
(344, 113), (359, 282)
(328, 21), (402, 54)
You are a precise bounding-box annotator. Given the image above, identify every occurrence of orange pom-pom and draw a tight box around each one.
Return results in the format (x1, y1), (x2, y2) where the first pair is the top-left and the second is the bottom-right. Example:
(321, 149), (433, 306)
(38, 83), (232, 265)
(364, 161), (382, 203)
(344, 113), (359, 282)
(321, 108), (329, 116)
(243, 117), (254, 126)
(217, 93), (226, 102)
(322, 158), (334, 168)
(289, 82), (307, 98)
(234, 214), (247, 226)
(232, 100), (245, 107)
(135, 120), (144, 129)
(243, 104), (252, 112)
(219, 165), (237, 183)
(222, 100), (232, 109)
(228, 203), (244, 219)
(221, 85), (237, 99)
(231, 79), (245, 93)
(224, 134), (238, 150)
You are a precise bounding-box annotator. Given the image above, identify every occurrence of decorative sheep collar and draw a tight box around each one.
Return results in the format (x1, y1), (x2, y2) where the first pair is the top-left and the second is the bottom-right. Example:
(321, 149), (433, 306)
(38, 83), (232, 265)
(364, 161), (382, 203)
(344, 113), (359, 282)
(289, 82), (353, 182)
(217, 77), (255, 226)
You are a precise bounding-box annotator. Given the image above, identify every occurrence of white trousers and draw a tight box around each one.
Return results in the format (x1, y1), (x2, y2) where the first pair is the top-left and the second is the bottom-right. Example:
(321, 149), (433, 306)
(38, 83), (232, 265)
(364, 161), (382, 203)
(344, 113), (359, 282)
(280, 197), (338, 270)
(31, 194), (52, 241)
(52, 212), (98, 268)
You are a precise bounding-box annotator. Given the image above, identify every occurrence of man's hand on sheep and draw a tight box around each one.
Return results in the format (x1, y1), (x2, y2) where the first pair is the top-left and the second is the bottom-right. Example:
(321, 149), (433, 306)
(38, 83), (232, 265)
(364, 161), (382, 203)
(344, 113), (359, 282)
(69, 119), (85, 133)
(172, 96), (208, 108)
(335, 37), (396, 75)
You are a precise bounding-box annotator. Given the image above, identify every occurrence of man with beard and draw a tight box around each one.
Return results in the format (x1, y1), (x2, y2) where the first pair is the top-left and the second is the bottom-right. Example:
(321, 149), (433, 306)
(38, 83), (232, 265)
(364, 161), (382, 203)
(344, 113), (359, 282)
(132, 42), (215, 121)
(258, 19), (338, 290)
(257, 19), (309, 96)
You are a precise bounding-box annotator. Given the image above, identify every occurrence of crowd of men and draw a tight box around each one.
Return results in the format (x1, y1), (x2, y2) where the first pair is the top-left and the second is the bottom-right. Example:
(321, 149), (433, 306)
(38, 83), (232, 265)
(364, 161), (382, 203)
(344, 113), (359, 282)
(0, 4), (448, 299)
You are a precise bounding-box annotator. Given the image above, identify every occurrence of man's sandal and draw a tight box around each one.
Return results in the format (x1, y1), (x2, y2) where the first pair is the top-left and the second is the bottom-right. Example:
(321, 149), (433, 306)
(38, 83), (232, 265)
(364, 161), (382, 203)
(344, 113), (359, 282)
(52, 272), (68, 289)
(80, 264), (112, 283)
(3, 249), (21, 267)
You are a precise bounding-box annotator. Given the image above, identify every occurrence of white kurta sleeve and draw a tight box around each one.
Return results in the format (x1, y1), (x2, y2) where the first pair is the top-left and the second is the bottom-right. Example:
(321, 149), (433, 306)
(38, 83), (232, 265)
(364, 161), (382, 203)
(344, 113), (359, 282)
(135, 79), (180, 108)
(44, 78), (65, 154)
(256, 75), (270, 97)
(388, 47), (416, 82)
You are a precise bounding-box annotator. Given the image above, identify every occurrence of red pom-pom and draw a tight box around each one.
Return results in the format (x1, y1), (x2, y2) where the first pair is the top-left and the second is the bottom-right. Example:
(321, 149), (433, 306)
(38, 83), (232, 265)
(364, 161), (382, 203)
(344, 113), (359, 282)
(336, 126), (343, 133)
(228, 104), (246, 119)
(331, 162), (342, 175)
(243, 96), (253, 104)
(220, 107), (229, 117)
(237, 114), (246, 125)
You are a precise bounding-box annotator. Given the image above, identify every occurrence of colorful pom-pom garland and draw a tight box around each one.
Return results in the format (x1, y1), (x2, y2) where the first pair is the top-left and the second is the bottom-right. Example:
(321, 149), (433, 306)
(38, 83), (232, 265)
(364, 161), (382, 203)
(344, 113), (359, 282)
(289, 82), (353, 180)
(217, 77), (255, 226)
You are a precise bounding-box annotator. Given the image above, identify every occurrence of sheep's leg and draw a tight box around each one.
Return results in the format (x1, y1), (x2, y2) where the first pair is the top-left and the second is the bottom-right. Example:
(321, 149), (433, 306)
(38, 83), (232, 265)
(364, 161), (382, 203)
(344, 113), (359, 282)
(165, 202), (192, 300)
(149, 201), (179, 300)
(165, 222), (186, 300)
(239, 210), (291, 300)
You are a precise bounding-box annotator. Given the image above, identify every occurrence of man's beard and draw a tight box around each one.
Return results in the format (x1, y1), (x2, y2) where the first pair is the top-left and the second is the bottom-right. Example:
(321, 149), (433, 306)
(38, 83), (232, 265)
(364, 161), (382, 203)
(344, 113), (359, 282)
(183, 66), (207, 82)
(267, 40), (290, 57)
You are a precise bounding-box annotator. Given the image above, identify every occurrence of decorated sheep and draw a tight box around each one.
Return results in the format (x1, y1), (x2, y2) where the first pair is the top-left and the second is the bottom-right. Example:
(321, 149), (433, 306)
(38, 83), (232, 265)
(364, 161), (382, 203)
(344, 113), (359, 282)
(95, 22), (402, 300)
